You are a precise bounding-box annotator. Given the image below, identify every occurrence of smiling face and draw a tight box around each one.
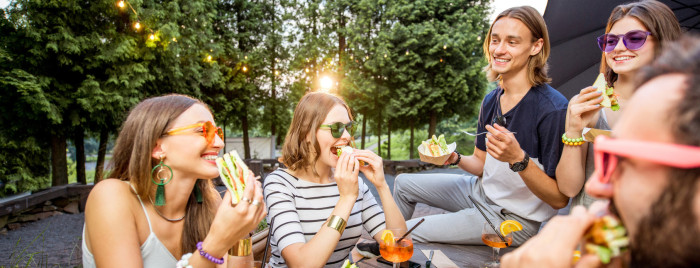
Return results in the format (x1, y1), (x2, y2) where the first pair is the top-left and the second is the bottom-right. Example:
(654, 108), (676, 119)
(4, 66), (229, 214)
(604, 17), (656, 77)
(314, 104), (353, 171)
(488, 17), (543, 81)
(158, 104), (224, 180)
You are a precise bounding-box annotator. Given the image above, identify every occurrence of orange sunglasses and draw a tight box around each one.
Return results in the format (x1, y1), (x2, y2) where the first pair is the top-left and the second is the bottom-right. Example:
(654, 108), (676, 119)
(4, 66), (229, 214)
(165, 121), (224, 145)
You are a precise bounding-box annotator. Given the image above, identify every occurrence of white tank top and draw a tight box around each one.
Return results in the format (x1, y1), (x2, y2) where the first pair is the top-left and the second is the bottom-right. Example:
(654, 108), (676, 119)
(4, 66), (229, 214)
(82, 183), (177, 267)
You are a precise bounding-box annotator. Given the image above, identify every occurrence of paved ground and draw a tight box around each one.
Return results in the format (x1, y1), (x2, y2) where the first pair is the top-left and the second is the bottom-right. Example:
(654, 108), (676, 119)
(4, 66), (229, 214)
(0, 167), (464, 267)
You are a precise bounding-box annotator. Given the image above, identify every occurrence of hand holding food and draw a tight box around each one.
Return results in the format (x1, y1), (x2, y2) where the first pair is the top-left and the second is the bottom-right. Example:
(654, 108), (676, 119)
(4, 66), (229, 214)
(422, 134), (450, 157)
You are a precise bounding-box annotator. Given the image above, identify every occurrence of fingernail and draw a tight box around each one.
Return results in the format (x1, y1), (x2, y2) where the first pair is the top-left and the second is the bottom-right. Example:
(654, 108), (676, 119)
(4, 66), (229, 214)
(595, 104), (601, 107)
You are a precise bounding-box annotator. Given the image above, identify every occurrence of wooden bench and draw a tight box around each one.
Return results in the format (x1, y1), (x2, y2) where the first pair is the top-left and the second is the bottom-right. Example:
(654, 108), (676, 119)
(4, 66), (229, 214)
(383, 159), (435, 175)
(0, 183), (93, 217)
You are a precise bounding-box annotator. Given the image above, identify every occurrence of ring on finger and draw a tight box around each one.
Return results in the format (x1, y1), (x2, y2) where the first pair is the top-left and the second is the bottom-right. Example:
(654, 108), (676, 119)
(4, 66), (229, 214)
(251, 200), (260, 206)
(241, 196), (252, 204)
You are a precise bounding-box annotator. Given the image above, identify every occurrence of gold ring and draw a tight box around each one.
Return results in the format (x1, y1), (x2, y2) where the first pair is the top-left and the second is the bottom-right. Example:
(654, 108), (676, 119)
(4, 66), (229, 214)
(251, 200), (260, 206)
(241, 197), (252, 204)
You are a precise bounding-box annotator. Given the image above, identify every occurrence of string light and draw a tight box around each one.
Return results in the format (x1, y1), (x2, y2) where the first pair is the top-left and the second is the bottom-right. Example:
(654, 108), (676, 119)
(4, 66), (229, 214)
(274, 70), (280, 76)
(443, 43), (447, 49)
(172, 37), (177, 42)
(207, 55), (212, 61)
(405, 49), (409, 55)
(244, 55), (248, 60)
(134, 21), (141, 30)
(117, 0), (125, 8)
(305, 68), (309, 73)
(242, 66), (248, 72)
(440, 58), (443, 62)
(384, 54), (387, 58)
(149, 34), (155, 40)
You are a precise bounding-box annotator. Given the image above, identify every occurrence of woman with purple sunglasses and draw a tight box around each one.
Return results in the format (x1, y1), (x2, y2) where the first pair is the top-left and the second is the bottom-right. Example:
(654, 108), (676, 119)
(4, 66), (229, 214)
(556, 0), (681, 209)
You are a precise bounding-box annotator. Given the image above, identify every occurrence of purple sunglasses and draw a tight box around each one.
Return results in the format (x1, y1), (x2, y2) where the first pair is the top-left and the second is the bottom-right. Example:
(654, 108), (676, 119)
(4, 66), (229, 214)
(597, 30), (652, 53)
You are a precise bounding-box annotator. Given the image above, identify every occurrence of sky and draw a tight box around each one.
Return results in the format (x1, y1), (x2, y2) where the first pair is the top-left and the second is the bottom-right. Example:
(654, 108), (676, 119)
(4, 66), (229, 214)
(0, 0), (7, 9)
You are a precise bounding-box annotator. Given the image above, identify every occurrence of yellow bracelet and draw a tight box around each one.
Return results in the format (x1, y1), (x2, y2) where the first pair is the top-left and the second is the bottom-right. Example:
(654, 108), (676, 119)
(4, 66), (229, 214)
(326, 215), (347, 235)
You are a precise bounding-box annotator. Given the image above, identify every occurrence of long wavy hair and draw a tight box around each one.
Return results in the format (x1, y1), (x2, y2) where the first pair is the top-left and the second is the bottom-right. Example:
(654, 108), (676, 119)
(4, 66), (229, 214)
(599, 0), (681, 87)
(280, 92), (353, 177)
(108, 94), (219, 253)
(482, 6), (551, 85)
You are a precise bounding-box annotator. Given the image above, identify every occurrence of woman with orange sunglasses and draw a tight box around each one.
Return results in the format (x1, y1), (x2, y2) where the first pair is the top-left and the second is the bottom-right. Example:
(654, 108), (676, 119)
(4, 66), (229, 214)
(82, 94), (266, 267)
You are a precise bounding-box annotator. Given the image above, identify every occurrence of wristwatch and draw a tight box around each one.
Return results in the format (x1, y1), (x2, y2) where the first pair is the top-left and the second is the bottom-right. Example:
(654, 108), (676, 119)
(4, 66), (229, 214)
(509, 151), (529, 172)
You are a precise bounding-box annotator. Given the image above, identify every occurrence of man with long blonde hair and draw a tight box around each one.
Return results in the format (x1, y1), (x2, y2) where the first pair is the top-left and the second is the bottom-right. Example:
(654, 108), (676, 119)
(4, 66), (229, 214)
(367, 6), (569, 249)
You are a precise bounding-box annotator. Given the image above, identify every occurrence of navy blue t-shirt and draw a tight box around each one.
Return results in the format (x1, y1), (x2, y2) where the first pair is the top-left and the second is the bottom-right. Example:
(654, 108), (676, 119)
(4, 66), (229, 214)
(475, 83), (568, 178)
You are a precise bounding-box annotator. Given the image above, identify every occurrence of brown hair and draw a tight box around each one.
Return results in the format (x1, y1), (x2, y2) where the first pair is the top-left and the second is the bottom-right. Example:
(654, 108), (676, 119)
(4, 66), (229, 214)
(482, 5), (551, 85)
(630, 35), (700, 267)
(599, 0), (682, 87)
(280, 92), (353, 176)
(108, 94), (219, 253)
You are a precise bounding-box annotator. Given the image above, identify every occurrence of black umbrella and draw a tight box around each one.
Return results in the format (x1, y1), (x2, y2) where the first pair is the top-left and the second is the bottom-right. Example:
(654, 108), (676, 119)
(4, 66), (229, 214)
(543, 0), (700, 99)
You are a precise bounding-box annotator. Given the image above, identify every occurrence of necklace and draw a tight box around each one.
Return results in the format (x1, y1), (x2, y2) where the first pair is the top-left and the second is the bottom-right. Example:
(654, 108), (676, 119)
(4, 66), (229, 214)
(148, 196), (186, 222)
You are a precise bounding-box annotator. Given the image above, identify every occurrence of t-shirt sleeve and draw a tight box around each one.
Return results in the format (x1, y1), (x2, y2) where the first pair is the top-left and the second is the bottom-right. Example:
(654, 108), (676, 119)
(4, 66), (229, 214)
(475, 101), (488, 152)
(359, 181), (386, 237)
(537, 109), (567, 178)
(263, 173), (305, 252)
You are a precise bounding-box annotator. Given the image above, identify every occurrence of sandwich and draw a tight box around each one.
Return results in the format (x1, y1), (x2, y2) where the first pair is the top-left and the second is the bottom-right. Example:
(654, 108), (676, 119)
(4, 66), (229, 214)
(216, 150), (249, 205)
(592, 73), (620, 111)
(421, 134), (449, 157)
(583, 214), (629, 264)
(336, 145), (366, 166)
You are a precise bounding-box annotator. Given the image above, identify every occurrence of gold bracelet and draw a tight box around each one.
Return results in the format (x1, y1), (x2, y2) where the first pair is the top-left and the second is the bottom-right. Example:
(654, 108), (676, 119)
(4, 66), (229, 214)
(228, 237), (252, 256)
(326, 215), (347, 235)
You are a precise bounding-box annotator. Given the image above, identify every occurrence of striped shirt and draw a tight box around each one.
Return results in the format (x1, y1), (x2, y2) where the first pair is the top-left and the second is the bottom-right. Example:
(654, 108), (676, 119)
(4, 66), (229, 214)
(263, 169), (386, 267)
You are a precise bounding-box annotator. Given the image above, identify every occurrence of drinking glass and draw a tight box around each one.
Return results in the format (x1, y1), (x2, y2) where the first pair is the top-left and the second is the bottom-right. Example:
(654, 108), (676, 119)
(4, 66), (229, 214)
(481, 222), (513, 267)
(379, 228), (414, 268)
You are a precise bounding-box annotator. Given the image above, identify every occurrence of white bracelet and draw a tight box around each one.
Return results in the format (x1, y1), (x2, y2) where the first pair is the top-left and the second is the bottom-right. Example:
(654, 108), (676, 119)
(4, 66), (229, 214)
(176, 252), (194, 268)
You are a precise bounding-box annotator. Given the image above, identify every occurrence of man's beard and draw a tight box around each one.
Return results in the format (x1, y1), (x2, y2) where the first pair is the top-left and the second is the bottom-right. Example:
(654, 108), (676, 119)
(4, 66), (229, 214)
(619, 168), (700, 267)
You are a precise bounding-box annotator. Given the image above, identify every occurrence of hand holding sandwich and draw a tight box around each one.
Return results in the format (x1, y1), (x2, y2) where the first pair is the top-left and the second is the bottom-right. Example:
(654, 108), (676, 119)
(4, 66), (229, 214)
(502, 201), (619, 268)
(567, 86), (604, 136)
(353, 149), (387, 189)
(335, 149), (360, 200)
(202, 173), (267, 258)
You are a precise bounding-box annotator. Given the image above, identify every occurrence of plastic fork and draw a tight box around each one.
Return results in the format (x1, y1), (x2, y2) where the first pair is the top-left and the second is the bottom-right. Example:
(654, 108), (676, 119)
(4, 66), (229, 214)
(462, 130), (517, 136)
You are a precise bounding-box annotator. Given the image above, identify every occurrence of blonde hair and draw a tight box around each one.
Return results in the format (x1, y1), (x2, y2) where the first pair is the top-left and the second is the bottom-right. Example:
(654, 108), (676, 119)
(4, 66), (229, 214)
(109, 94), (218, 253)
(482, 6), (551, 85)
(280, 92), (353, 176)
(599, 0), (681, 87)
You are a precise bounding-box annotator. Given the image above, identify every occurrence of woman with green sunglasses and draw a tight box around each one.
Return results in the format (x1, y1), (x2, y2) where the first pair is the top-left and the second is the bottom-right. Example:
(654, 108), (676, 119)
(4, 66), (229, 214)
(263, 92), (407, 267)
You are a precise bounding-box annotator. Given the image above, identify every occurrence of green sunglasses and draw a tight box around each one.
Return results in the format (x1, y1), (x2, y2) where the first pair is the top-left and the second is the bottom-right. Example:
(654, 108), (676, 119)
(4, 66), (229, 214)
(319, 121), (356, 138)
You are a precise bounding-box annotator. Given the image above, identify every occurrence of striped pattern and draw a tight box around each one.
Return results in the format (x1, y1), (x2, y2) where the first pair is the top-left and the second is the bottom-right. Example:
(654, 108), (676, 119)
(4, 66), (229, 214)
(263, 170), (386, 267)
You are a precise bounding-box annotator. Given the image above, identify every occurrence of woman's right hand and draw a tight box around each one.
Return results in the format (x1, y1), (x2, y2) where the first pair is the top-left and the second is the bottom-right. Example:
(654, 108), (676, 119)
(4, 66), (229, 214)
(566, 86), (604, 134)
(335, 150), (359, 199)
(203, 173), (267, 257)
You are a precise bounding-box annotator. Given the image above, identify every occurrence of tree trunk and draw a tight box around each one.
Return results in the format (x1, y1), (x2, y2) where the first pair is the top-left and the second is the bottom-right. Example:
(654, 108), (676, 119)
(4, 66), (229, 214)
(387, 119), (391, 160)
(409, 121), (415, 159)
(51, 133), (68, 186)
(377, 111), (382, 157)
(94, 129), (108, 183)
(361, 114), (366, 149)
(242, 113), (251, 159)
(428, 110), (437, 139)
(74, 128), (86, 184)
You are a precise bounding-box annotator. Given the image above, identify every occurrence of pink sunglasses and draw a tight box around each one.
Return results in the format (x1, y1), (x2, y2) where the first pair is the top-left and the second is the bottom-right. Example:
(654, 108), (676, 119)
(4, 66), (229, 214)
(593, 135), (700, 184)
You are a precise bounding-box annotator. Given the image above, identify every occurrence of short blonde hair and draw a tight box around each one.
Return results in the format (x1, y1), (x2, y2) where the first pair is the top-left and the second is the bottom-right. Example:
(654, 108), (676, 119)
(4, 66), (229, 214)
(280, 92), (353, 176)
(482, 6), (551, 85)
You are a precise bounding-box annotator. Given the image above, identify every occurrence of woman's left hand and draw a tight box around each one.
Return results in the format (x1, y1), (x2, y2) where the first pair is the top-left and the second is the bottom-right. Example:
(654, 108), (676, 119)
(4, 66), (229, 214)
(353, 150), (386, 187)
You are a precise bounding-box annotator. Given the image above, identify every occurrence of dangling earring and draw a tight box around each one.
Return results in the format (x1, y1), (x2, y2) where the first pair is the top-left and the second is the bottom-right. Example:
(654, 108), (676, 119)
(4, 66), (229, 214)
(151, 155), (173, 206)
(194, 180), (203, 203)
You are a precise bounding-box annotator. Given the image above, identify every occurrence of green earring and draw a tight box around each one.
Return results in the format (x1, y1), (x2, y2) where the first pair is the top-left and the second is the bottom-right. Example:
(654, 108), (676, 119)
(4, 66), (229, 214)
(194, 181), (203, 203)
(151, 156), (173, 206)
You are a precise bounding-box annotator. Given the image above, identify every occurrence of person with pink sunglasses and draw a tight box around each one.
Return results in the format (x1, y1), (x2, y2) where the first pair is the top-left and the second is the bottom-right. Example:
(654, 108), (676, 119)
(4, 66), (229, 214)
(556, 0), (681, 210)
(502, 34), (700, 267)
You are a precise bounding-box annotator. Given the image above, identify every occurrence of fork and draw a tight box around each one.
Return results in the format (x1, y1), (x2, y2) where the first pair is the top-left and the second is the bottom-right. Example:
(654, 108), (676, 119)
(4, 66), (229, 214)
(462, 130), (517, 136)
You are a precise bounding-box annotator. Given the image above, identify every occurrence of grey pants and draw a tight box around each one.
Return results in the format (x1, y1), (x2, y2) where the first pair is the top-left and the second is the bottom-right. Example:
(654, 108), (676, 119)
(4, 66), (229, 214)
(393, 173), (540, 246)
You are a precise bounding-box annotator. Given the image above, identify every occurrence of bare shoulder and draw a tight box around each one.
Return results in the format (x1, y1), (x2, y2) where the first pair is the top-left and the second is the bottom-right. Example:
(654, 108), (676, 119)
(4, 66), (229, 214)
(85, 179), (139, 223)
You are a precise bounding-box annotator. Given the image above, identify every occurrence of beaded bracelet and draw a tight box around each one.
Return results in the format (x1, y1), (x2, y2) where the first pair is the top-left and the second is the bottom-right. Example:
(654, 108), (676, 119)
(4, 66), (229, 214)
(196, 241), (225, 265)
(562, 133), (585, 146)
(176, 253), (193, 268)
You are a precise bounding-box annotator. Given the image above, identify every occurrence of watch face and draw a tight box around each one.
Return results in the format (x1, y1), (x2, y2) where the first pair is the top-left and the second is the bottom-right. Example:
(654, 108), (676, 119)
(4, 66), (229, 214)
(510, 153), (529, 172)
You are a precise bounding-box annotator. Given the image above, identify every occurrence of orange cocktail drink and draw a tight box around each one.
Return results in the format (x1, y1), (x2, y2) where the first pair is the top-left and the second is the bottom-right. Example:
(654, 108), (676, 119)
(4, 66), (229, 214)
(379, 229), (414, 267)
(481, 233), (513, 248)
